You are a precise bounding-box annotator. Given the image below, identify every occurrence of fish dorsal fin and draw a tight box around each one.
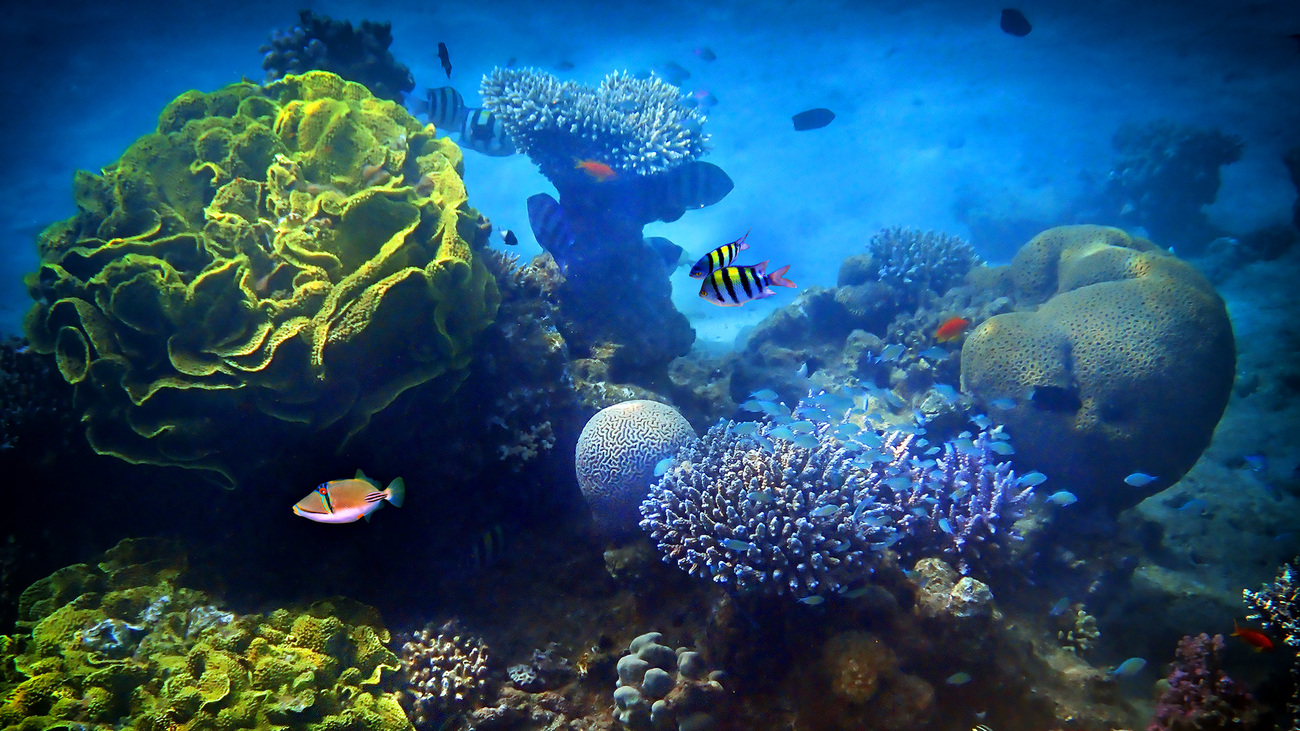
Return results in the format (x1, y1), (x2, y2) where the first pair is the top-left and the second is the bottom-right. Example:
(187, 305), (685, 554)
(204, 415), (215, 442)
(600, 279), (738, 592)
(316, 483), (333, 513)
(754, 260), (769, 275)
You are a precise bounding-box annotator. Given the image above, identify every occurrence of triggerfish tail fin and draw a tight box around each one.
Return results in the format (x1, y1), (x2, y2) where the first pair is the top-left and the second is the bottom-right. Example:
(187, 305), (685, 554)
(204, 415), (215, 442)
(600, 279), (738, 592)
(768, 264), (795, 289)
(385, 477), (406, 507)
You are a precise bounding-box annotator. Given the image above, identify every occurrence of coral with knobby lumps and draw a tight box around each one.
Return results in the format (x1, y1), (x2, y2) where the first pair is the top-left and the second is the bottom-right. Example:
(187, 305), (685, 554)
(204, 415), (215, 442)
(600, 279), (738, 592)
(481, 67), (708, 179)
(640, 412), (1032, 596)
(0, 537), (411, 731)
(961, 225), (1234, 512)
(1148, 633), (1259, 731)
(577, 400), (698, 536)
(24, 71), (500, 486)
(861, 227), (982, 308)
(613, 631), (724, 731)
(259, 10), (414, 103)
(1105, 120), (1243, 252)
(398, 621), (492, 728)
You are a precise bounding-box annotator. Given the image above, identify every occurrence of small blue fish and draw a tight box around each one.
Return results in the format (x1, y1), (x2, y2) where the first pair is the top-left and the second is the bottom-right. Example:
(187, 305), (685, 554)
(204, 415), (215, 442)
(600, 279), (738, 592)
(840, 585), (872, 598)
(720, 538), (756, 552)
(795, 362), (809, 378)
(810, 504), (840, 517)
(938, 518), (954, 534)
(770, 426), (796, 442)
(919, 346), (949, 361)
(747, 490), (774, 503)
(859, 514), (893, 529)
(833, 423), (861, 439)
(880, 344), (905, 362)
(1124, 472), (1157, 487)
(730, 422), (759, 436)
(933, 384), (960, 402)
(753, 434), (775, 453)
(924, 446), (940, 456)
(1110, 657), (1147, 677)
(1048, 597), (1071, 616)
(739, 400), (766, 413)
(1017, 471), (1048, 488)
(1177, 498), (1208, 514)
(798, 595), (825, 605)
(792, 434), (820, 449)
(988, 440), (1015, 456)
(883, 476), (912, 491)
(945, 671), (972, 685)
(798, 406), (832, 423)
(1046, 491), (1077, 506)
(750, 388), (780, 401)
(988, 397), (1016, 410)
(971, 414), (994, 430)
(788, 420), (816, 434)
(654, 457), (675, 477)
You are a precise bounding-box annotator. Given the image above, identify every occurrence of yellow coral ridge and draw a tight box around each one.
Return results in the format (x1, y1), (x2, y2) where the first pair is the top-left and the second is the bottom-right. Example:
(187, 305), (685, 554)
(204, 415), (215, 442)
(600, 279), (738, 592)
(24, 71), (499, 486)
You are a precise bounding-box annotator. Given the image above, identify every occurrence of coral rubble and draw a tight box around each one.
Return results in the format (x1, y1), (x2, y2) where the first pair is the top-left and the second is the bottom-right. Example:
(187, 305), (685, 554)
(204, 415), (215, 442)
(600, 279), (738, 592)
(24, 72), (499, 486)
(259, 10), (415, 102)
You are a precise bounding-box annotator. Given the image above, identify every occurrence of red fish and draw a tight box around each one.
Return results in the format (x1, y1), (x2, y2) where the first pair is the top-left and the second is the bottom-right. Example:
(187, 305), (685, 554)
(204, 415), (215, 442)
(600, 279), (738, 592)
(934, 316), (970, 343)
(1231, 620), (1273, 652)
(575, 159), (617, 182)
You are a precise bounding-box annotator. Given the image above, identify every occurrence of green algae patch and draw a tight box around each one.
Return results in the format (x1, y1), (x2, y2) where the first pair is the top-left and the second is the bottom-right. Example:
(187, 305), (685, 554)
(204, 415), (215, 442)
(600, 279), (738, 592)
(25, 71), (499, 486)
(0, 538), (412, 731)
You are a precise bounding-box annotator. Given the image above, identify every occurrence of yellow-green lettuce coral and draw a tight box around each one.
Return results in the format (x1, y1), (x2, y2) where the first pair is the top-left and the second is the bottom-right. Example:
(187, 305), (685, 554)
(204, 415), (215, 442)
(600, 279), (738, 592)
(24, 71), (499, 486)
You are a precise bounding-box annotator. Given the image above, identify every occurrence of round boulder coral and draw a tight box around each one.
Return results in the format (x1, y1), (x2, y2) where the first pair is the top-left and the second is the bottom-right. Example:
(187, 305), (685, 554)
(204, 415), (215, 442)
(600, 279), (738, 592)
(961, 225), (1234, 511)
(576, 400), (697, 535)
(23, 71), (499, 486)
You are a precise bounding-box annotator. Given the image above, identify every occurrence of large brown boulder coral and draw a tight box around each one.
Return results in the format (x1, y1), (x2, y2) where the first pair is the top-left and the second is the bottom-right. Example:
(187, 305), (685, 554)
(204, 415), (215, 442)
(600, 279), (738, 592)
(960, 225), (1234, 511)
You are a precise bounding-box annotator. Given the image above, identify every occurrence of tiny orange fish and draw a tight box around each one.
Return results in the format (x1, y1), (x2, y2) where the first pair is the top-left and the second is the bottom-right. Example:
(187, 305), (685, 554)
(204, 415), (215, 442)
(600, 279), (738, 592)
(575, 158), (617, 182)
(1231, 620), (1273, 652)
(935, 316), (970, 343)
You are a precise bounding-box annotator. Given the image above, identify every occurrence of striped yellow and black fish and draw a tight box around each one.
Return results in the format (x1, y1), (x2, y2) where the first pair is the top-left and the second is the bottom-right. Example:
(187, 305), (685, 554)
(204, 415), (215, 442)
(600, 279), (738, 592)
(459, 108), (516, 156)
(699, 260), (795, 307)
(411, 86), (468, 131)
(689, 229), (751, 279)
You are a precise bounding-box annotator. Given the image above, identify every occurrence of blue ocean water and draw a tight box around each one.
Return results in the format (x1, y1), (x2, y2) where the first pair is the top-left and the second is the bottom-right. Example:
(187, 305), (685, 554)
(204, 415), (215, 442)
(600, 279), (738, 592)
(2, 1), (1299, 729)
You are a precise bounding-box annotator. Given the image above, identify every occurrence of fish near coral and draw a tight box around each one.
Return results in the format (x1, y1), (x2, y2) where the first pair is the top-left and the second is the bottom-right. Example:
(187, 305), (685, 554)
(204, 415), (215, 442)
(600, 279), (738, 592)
(935, 317), (970, 342)
(689, 229), (751, 278)
(1230, 620), (1273, 651)
(699, 261), (795, 306)
(574, 158), (617, 182)
(293, 470), (405, 523)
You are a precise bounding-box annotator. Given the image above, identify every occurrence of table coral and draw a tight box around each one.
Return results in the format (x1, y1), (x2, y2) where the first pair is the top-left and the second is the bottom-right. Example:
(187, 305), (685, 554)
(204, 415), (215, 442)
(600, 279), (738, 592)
(0, 538), (411, 731)
(24, 71), (499, 486)
(961, 225), (1234, 512)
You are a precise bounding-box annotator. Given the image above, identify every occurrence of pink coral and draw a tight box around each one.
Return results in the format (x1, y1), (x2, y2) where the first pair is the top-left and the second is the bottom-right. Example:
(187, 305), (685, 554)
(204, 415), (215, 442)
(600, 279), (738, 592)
(1148, 633), (1259, 731)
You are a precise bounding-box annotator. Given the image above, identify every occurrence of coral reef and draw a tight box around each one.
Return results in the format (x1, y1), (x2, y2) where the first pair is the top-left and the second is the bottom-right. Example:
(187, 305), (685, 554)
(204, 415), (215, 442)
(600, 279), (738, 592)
(859, 227), (982, 308)
(576, 400), (698, 535)
(259, 10), (414, 102)
(961, 225), (1234, 512)
(481, 68), (708, 179)
(399, 621), (492, 728)
(24, 72), (499, 485)
(1245, 559), (1300, 727)
(1148, 633), (1259, 731)
(0, 537), (411, 731)
(613, 631), (724, 730)
(1056, 606), (1100, 654)
(1104, 120), (1243, 252)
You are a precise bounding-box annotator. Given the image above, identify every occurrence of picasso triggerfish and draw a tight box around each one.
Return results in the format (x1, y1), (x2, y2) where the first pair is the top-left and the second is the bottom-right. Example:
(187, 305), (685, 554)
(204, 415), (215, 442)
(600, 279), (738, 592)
(292, 470), (405, 524)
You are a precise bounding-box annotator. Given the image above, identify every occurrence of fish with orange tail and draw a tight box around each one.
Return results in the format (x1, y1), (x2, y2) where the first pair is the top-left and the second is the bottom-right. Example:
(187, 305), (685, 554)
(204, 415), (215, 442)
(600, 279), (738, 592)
(699, 260), (795, 306)
(935, 316), (970, 342)
(575, 158), (617, 182)
(292, 470), (405, 524)
(1231, 620), (1273, 652)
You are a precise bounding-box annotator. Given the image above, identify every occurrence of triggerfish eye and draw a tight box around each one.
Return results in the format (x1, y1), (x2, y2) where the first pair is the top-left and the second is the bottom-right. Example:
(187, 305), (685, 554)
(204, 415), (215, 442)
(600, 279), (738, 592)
(293, 470), (406, 524)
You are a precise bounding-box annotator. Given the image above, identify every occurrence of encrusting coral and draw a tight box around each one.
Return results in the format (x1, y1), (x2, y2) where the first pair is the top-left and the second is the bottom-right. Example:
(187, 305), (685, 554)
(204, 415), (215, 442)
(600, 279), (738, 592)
(0, 537), (411, 731)
(961, 224), (1234, 511)
(24, 71), (499, 486)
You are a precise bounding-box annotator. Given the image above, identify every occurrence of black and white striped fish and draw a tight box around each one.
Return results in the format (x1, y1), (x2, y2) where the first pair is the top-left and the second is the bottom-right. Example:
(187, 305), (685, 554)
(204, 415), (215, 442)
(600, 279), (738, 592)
(459, 109), (516, 156)
(699, 260), (795, 307)
(410, 86), (468, 131)
(527, 193), (578, 271)
(689, 229), (751, 278)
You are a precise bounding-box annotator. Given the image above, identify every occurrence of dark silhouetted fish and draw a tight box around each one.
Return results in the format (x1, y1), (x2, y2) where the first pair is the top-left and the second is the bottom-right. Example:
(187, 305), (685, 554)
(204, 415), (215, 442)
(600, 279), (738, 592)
(500, 229), (518, 246)
(645, 237), (686, 269)
(792, 108), (835, 131)
(1000, 9), (1032, 37)
(411, 86), (468, 131)
(655, 61), (691, 85)
(556, 60), (576, 71)
(438, 42), (452, 77)
(694, 47), (717, 62)
(655, 161), (734, 222)
(459, 109), (516, 156)
(1030, 385), (1082, 412)
(527, 193), (577, 271)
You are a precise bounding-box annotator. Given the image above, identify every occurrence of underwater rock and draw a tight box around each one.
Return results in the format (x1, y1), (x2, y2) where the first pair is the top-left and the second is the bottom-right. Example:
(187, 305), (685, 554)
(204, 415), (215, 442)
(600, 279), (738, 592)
(961, 225), (1234, 513)
(613, 632), (724, 730)
(24, 72), (500, 486)
(259, 10), (415, 102)
(823, 631), (898, 704)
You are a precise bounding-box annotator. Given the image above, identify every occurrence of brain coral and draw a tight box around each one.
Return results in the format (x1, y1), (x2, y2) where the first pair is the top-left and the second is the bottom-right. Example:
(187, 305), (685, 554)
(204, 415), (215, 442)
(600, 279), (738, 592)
(961, 225), (1234, 511)
(23, 71), (499, 486)
(576, 400), (697, 535)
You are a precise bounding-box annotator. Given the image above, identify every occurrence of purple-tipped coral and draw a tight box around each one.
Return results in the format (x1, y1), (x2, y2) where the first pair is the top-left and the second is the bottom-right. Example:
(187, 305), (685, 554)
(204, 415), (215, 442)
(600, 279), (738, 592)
(639, 412), (1033, 598)
(258, 10), (414, 102)
(481, 68), (708, 179)
(1148, 633), (1259, 731)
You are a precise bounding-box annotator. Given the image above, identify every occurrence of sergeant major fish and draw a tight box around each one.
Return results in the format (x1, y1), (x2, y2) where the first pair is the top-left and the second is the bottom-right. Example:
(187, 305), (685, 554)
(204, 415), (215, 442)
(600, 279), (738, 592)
(689, 229), (751, 278)
(410, 86), (468, 131)
(293, 470), (405, 524)
(699, 261), (795, 307)
(459, 109), (515, 156)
